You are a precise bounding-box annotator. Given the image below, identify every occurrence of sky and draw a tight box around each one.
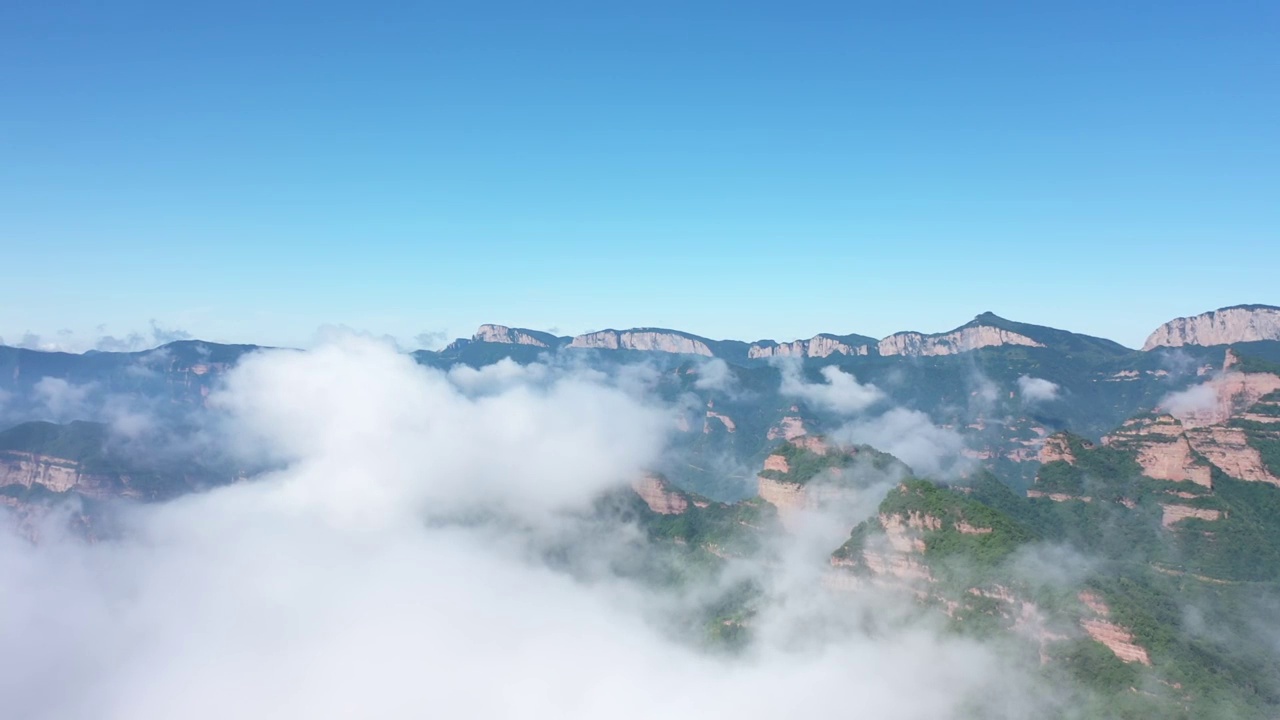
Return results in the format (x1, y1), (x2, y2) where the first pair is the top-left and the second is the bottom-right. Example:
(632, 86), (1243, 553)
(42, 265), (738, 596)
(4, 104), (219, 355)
(2, 1), (1277, 351)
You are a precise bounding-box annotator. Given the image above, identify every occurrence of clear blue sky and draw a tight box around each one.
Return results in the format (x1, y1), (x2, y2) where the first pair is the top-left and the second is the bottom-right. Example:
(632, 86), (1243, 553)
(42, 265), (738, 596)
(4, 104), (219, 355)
(2, 1), (1277, 350)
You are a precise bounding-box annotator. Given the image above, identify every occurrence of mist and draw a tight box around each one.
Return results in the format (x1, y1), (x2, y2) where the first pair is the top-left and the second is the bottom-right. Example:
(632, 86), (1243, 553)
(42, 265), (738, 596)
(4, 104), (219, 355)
(0, 337), (1058, 719)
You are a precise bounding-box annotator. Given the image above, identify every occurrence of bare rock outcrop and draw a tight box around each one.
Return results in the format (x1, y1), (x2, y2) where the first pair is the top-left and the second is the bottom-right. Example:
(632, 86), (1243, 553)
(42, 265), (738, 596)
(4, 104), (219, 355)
(1161, 504), (1223, 527)
(568, 330), (713, 356)
(880, 511), (941, 552)
(1039, 434), (1084, 465)
(1103, 415), (1213, 487)
(1026, 490), (1093, 503)
(1143, 305), (1280, 350)
(756, 436), (851, 529)
(704, 410), (736, 433)
(1077, 591), (1151, 665)
(748, 335), (872, 359)
(471, 324), (551, 347)
(0, 452), (82, 492)
(1163, 364), (1280, 428)
(878, 326), (1044, 357)
(1184, 426), (1280, 486)
(631, 474), (689, 515)
(767, 413), (808, 441)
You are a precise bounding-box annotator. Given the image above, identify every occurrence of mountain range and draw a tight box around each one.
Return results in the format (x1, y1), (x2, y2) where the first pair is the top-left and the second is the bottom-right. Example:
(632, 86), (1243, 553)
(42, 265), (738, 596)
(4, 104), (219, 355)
(4, 302), (1280, 718)
(440, 304), (1280, 360)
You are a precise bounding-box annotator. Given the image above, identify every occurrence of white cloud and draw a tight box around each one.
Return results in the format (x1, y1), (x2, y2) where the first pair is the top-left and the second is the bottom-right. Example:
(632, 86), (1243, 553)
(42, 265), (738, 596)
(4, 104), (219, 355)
(32, 378), (97, 422)
(0, 336), (1053, 719)
(1160, 382), (1219, 417)
(209, 336), (670, 523)
(446, 358), (553, 395)
(692, 358), (737, 393)
(833, 408), (971, 479)
(413, 330), (450, 350)
(1017, 375), (1059, 403)
(779, 364), (884, 415)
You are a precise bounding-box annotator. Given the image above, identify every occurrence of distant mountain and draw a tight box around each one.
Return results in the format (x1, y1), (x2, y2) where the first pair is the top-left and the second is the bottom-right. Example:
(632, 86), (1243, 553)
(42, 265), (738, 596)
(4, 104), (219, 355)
(1143, 304), (1280, 350)
(878, 312), (1132, 358)
(448, 311), (1136, 360)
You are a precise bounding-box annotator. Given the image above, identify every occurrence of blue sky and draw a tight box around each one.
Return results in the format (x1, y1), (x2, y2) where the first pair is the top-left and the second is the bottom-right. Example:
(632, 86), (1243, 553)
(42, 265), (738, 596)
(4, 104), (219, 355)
(2, 1), (1277, 350)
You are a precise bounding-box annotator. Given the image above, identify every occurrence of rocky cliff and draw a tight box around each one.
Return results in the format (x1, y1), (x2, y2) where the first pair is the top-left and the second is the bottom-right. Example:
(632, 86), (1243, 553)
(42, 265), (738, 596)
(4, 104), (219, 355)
(878, 325), (1045, 356)
(1039, 434), (1085, 465)
(444, 305), (1280, 361)
(1161, 352), (1280, 428)
(1102, 415), (1214, 487)
(0, 450), (119, 496)
(1077, 591), (1151, 665)
(755, 436), (876, 529)
(1143, 305), (1280, 350)
(472, 324), (553, 347)
(748, 334), (873, 359)
(0, 451), (84, 492)
(568, 329), (714, 356)
(631, 473), (690, 515)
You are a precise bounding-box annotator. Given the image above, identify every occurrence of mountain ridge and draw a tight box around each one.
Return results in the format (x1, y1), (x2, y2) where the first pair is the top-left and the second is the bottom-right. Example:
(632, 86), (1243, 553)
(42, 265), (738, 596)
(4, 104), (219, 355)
(448, 306), (1271, 360)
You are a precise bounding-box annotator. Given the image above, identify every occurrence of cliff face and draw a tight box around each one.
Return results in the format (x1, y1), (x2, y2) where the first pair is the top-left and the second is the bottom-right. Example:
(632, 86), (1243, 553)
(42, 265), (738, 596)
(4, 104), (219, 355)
(1162, 359), (1280, 428)
(0, 452), (81, 492)
(0, 451), (114, 495)
(1185, 426), (1278, 485)
(631, 474), (689, 515)
(756, 475), (807, 528)
(1103, 413), (1279, 488)
(1039, 434), (1084, 465)
(1143, 305), (1280, 350)
(704, 409), (736, 433)
(1077, 591), (1151, 665)
(767, 411), (808, 441)
(1103, 416), (1214, 487)
(878, 325), (1044, 357)
(1160, 503), (1222, 528)
(472, 324), (550, 347)
(755, 436), (854, 529)
(748, 335), (872, 359)
(568, 330), (713, 356)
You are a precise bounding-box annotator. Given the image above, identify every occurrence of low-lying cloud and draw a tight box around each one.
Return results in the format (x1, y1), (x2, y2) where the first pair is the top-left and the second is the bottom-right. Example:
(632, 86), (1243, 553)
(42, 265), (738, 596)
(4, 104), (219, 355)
(779, 363), (884, 415)
(1017, 375), (1060, 403)
(4, 321), (195, 354)
(693, 357), (737, 393)
(1160, 382), (1218, 416)
(833, 407), (971, 479)
(0, 337), (1054, 719)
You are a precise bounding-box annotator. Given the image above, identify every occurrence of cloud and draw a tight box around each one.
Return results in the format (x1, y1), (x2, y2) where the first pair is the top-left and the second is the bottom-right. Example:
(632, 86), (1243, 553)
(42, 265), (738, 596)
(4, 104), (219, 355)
(3, 321), (196, 354)
(692, 358), (737, 392)
(208, 336), (671, 522)
(13, 331), (53, 351)
(967, 369), (1000, 413)
(833, 408), (970, 479)
(413, 330), (450, 350)
(779, 363), (884, 415)
(148, 320), (192, 345)
(1160, 383), (1218, 416)
(94, 332), (149, 352)
(0, 336), (1057, 719)
(32, 378), (98, 422)
(1017, 375), (1059, 403)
